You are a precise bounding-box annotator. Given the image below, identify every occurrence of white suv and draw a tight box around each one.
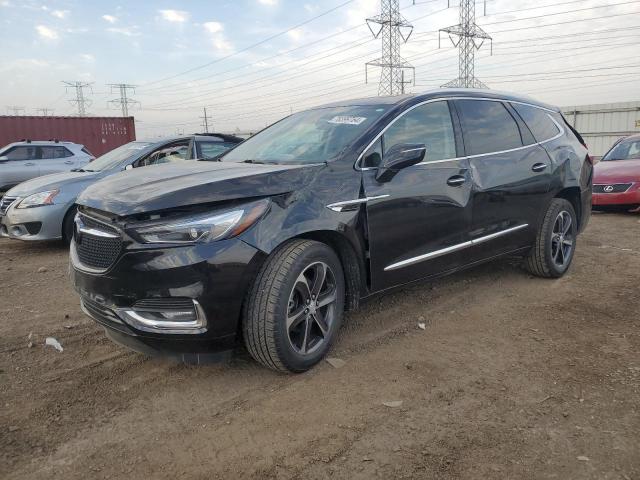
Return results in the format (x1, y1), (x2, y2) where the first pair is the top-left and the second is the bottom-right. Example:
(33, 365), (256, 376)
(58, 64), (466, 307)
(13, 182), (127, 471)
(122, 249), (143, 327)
(0, 140), (94, 193)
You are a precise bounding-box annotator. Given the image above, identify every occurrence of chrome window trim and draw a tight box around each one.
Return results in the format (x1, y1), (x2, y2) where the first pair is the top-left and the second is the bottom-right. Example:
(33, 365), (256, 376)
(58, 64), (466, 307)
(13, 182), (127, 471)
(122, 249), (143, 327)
(355, 96), (564, 171)
(326, 195), (390, 212)
(384, 224), (529, 272)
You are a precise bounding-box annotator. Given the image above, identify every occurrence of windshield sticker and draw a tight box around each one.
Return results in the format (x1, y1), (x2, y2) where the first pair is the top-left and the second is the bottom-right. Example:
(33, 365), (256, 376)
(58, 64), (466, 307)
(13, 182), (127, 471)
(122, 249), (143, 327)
(327, 116), (367, 126)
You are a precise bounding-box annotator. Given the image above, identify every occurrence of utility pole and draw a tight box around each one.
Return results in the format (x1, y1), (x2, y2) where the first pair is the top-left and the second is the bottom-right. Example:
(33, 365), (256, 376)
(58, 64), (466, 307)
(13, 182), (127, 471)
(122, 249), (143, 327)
(439, 0), (492, 88)
(6, 106), (25, 115)
(365, 0), (415, 96)
(107, 83), (139, 117)
(63, 81), (93, 116)
(200, 107), (211, 133)
(35, 108), (55, 116)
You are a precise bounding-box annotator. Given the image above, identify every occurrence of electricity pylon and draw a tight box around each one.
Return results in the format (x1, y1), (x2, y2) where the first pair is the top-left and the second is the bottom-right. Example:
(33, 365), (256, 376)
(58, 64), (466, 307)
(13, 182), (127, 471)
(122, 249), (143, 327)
(365, 0), (415, 96)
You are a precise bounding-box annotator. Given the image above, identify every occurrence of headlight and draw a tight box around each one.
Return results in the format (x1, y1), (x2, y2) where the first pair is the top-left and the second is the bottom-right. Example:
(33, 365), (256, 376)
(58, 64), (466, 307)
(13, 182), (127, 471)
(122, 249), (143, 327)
(17, 190), (59, 209)
(132, 200), (269, 244)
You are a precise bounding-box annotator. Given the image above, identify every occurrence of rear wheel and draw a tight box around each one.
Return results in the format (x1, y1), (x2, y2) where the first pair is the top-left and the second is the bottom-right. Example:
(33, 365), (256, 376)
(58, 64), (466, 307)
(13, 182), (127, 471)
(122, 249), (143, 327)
(525, 198), (577, 278)
(62, 205), (77, 244)
(243, 239), (345, 373)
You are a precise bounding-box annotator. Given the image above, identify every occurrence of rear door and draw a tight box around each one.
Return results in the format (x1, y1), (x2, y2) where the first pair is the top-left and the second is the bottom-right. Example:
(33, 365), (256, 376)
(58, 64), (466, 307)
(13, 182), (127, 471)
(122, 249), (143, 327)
(454, 98), (552, 259)
(39, 145), (76, 175)
(362, 100), (473, 292)
(0, 145), (40, 189)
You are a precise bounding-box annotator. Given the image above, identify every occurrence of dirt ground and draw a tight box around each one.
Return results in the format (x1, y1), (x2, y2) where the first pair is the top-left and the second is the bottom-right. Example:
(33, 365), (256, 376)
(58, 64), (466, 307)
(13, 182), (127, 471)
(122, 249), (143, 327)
(1, 212), (639, 480)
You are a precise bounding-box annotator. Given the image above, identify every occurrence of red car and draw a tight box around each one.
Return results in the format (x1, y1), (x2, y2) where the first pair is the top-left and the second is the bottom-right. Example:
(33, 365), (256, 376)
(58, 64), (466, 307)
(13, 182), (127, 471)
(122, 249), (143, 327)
(593, 134), (640, 212)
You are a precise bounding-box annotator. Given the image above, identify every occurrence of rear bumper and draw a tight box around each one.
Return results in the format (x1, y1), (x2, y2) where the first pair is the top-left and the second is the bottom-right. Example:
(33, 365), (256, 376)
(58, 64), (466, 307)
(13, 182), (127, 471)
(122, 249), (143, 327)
(0, 202), (68, 241)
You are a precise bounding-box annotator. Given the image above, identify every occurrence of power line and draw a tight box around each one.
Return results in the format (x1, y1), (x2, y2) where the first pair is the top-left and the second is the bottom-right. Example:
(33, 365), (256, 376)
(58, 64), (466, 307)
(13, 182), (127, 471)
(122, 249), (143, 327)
(107, 84), (139, 117)
(62, 81), (93, 116)
(439, 0), (492, 88)
(142, 0), (357, 88)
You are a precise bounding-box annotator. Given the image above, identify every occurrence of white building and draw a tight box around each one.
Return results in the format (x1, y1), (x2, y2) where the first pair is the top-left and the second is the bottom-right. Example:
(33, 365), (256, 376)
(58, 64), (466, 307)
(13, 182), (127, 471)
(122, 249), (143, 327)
(561, 101), (640, 158)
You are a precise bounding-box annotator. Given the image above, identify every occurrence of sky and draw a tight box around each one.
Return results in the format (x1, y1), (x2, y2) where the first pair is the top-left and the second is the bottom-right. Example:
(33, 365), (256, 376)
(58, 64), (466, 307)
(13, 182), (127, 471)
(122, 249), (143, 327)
(1, 0), (639, 138)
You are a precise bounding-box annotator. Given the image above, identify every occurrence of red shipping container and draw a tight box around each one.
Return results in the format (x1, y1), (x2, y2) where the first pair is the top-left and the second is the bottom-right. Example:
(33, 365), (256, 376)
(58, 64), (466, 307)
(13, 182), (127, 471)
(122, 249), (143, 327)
(0, 116), (136, 157)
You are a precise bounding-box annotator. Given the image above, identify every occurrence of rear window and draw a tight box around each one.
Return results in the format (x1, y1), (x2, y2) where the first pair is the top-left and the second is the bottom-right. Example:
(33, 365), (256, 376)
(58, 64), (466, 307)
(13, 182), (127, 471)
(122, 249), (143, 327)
(511, 103), (559, 143)
(456, 100), (523, 156)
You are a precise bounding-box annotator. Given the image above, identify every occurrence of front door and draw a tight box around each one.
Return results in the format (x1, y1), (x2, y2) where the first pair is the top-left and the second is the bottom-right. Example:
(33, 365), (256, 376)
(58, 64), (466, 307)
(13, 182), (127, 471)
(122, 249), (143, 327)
(362, 100), (473, 292)
(454, 98), (553, 259)
(0, 145), (40, 190)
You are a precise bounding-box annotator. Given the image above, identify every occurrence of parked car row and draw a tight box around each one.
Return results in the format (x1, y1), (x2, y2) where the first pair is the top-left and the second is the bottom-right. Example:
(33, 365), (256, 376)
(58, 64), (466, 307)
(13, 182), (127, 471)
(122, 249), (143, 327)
(0, 134), (243, 242)
(60, 88), (594, 372)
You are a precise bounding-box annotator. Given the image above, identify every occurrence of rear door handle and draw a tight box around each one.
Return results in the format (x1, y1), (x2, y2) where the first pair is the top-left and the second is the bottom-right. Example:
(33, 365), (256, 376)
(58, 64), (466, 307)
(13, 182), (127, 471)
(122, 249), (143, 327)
(447, 175), (467, 187)
(64, 160), (74, 165)
(24, 162), (36, 166)
(532, 163), (548, 172)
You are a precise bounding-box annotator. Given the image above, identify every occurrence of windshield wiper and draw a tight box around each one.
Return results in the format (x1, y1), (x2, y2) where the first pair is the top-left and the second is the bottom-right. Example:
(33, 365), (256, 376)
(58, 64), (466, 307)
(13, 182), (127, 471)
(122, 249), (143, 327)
(71, 168), (85, 172)
(242, 159), (267, 164)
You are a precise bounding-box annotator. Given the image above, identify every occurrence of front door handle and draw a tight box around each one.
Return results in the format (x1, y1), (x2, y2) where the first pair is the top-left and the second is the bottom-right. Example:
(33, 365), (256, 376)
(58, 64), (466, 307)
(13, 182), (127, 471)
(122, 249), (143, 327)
(64, 160), (74, 165)
(532, 163), (548, 172)
(24, 162), (36, 166)
(446, 175), (467, 187)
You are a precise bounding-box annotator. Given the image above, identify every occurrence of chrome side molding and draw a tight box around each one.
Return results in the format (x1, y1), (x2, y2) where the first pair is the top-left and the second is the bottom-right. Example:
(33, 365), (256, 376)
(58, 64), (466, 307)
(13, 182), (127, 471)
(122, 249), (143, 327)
(326, 195), (390, 212)
(384, 224), (529, 271)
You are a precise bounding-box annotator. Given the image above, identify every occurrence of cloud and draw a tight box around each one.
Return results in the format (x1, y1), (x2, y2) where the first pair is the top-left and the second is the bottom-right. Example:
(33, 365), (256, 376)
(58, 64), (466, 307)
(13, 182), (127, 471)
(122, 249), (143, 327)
(51, 9), (68, 19)
(80, 53), (95, 62)
(35, 25), (58, 40)
(287, 28), (303, 42)
(102, 14), (117, 23)
(203, 21), (233, 55)
(258, 0), (278, 5)
(203, 21), (223, 34)
(0, 0), (11, 6)
(304, 4), (318, 13)
(159, 9), (189, 23)
(107, 27), (140, 37)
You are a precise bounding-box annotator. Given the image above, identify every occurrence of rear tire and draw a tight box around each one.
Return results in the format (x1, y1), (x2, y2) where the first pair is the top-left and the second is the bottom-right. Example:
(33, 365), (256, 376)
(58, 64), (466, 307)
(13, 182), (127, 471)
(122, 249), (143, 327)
(525, 198), (577, 278)
(62, 206), (77, 244)
(243, 239), (345, 373)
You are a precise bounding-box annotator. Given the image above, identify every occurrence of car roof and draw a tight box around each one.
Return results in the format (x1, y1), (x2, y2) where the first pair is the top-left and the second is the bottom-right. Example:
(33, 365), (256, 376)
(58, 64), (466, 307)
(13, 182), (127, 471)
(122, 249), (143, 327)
(137, 134), (243, 145)
(315, 88), (560, 112)
(6, 140), (83, 146)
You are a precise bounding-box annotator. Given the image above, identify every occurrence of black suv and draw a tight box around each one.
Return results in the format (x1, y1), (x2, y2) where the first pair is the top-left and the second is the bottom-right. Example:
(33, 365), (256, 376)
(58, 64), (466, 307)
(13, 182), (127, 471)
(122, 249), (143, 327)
(70, 89), (592, 372)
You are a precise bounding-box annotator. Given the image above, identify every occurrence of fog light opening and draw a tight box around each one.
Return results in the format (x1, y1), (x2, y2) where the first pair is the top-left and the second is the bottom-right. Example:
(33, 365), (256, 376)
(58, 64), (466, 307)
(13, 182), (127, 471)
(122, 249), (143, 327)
(120, 300), (207, 334)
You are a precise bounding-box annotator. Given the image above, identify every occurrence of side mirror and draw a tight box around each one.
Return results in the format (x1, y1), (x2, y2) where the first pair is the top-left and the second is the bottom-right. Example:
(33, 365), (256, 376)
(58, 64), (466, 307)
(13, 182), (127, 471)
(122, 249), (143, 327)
(124, 164), (133, 171)
(375, 143), (426, 183)
(0, 156), (8, 164)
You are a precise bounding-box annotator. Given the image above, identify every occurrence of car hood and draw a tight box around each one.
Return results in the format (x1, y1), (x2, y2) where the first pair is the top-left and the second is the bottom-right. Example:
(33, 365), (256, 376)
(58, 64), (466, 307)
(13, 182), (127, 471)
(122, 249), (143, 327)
(594, 159), (640, 183)
(6, 170), (104, 197)
(77, 161), (325, 216)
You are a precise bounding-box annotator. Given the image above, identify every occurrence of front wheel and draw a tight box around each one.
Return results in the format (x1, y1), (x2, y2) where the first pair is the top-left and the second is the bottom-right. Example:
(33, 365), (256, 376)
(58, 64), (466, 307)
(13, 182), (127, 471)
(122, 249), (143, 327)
(525, 198), (577, 278)
(243, 239), (345, 373)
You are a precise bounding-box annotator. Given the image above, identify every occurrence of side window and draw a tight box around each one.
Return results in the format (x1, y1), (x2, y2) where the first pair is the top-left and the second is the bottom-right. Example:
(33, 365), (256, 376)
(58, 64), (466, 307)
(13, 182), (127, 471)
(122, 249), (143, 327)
(383, 101), (456, 162)
(511, 103), (560, 143)
(138, 144), (189, 167)
(456, 100), (523, 156)
(362, 139), (382, 168)
(41, 146), (72, 159)
(4, 146), (38, 161)
(198, 142), (238, 160)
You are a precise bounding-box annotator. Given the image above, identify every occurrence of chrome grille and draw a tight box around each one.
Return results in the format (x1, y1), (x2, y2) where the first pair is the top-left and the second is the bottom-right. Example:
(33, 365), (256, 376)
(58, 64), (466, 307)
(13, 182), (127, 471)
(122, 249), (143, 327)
(594, 183), (633, 193)
(0, 196), (18, 215)
(75, 213), (122, 271)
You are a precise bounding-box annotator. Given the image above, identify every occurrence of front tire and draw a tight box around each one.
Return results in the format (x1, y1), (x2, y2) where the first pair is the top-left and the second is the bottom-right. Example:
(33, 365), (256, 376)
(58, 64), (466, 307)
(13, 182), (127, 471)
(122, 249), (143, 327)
(243, 239), (345, 373)
(525, 198), (577, 278)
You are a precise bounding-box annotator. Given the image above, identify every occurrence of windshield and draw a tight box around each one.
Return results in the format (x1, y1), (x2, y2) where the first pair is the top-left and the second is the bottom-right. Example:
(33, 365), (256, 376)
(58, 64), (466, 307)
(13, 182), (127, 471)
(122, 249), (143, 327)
(602, 138), (640, 161)
(83, 142), (152, 171)
(221, 105), (389, 164)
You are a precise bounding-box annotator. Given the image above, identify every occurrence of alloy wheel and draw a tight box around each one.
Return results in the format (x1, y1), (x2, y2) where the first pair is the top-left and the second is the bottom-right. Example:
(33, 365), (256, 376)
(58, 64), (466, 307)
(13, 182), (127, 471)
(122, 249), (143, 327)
(551, 210), (574, 268)
(286, 261), (337, 356)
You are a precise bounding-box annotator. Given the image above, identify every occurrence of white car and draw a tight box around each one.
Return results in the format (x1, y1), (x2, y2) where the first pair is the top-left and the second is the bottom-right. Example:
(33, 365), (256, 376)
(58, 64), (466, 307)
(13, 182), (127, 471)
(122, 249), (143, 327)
(0, 140), (94, 193)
